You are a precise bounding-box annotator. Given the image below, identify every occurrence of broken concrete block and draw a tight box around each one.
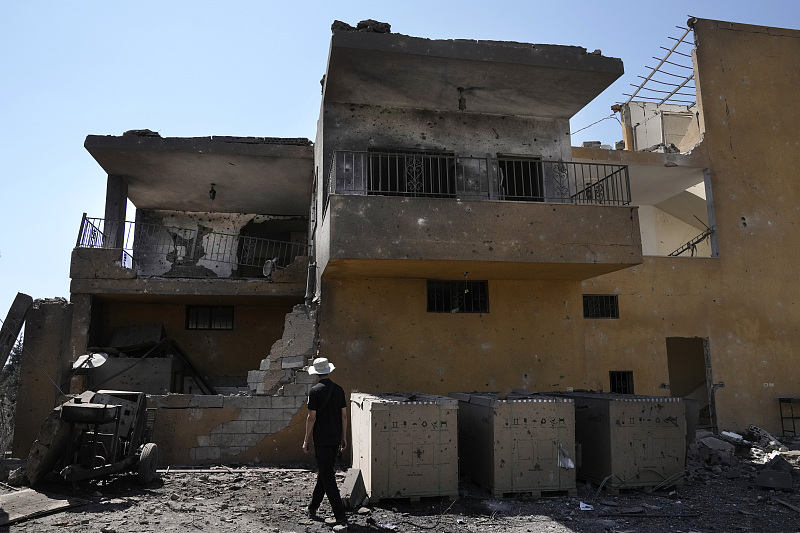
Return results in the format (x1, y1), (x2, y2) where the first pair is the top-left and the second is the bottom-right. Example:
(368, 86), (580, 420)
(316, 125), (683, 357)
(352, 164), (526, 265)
(748, 425), (789, 451)
(700, 436), (736, 454)
(152, 394), (193, 409)
(295, 371), (317, 385)
(221, 396), (253, 409)
(281, 355), (306, 369)
(247, 369), (267, 385)
(698, 436), (738, 466)
(755, 469), (793, 491)
(340, 468), (367, 510)
(271, 395), (297, 408)
(767, 454), (795, 474)
(188, 395), (224, 408)
(282, 383), (310, 397)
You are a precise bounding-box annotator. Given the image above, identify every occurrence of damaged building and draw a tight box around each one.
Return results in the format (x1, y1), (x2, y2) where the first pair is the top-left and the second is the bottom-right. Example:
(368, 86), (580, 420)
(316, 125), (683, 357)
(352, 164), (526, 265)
(11, 17), (800, 464)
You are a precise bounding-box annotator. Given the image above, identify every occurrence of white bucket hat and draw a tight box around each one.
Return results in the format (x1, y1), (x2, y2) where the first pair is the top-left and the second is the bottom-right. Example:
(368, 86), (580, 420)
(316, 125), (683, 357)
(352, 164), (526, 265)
(308, 357), (335, 375)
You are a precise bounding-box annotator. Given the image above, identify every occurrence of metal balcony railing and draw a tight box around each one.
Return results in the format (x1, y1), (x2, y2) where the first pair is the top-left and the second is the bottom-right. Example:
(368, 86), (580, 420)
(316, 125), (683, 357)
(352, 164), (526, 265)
(325, 151), (630, 213)
(76, 215), (310, 278)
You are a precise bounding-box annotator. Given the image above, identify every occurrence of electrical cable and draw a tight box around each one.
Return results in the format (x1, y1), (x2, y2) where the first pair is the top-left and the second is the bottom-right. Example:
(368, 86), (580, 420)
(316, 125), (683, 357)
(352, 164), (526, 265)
(571, 114), (621, 136)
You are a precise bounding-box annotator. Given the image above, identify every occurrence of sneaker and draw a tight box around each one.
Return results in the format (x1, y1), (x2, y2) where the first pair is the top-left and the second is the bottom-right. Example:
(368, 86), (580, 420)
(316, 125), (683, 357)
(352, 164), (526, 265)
(324, 517), (338, 526)
(306, 507), (320, 521)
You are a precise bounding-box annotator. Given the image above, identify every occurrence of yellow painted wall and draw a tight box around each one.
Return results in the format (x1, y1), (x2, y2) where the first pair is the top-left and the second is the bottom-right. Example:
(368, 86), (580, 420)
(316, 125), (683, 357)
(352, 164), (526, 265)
(316, 20), (800, 437)
(584, 252), (799, 434)
(101, 301), (293, 377)
(318, 278), (592, 395)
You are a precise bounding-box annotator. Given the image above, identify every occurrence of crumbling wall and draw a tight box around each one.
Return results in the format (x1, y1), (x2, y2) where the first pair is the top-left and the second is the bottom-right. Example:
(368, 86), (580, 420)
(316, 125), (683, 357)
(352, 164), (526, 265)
(621, 102), (701, 153)
(100, 301), (295, 379)
(12, 298), (73, 458)
(150, 379), (314, 464)
(247, 304), (317, 395)
(133, 210), (305, 278)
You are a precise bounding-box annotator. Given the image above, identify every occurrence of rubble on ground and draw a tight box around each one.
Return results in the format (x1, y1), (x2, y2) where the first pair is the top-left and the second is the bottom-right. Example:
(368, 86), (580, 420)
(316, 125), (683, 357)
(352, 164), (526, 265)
(1, 430), (798, 532)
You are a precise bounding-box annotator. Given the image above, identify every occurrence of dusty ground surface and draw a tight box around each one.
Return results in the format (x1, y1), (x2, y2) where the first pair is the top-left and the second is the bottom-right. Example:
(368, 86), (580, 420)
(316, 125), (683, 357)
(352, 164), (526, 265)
(2, 435), (800, 533)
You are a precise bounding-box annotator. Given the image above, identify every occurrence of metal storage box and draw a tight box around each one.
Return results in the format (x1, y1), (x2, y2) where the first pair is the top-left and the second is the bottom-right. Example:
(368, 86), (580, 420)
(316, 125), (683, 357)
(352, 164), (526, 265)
(451, 390), (577, 497)
(555, 392), (686, 491)
(350, 392), (458, 501)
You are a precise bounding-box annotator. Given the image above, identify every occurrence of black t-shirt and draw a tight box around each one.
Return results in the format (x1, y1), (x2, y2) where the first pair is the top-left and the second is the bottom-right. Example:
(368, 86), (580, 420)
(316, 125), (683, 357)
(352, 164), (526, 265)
(307, 378), (346, 447)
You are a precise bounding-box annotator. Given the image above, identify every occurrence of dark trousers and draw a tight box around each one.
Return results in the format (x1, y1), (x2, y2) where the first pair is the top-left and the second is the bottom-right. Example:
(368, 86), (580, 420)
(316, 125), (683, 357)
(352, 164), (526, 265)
(310, 444), (346, 521)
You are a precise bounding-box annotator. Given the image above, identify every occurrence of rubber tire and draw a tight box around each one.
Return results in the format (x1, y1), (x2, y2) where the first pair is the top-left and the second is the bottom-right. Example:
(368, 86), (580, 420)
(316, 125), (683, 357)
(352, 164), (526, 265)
(137, 443), (158, 485)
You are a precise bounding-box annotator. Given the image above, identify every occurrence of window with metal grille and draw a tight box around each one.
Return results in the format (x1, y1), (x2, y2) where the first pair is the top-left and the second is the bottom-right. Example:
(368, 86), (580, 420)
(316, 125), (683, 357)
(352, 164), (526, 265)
(186, 306), (234, 330)
(609, 371), (634, 394)
(497, 156), (544, 202)
(427, 280), (489, 313)
(583, 294), (619, 319)
(367, 148), (456, 198)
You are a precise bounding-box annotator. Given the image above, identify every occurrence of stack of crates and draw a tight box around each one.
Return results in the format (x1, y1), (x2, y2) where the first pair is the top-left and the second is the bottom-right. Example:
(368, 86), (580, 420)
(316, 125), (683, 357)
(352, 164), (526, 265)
(555, 392), (686, 492)
(451, 390), (577, 497)
(350, 392), (458, 502)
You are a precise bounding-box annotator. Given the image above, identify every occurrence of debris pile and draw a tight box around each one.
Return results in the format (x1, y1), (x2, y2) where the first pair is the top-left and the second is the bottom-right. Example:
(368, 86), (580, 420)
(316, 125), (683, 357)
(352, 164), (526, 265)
(688, 426), (798, 492)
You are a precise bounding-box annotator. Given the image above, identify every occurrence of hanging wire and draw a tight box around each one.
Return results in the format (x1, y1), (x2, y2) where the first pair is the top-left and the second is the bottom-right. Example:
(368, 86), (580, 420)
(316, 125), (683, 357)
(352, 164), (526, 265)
(571, 113), (621, 136)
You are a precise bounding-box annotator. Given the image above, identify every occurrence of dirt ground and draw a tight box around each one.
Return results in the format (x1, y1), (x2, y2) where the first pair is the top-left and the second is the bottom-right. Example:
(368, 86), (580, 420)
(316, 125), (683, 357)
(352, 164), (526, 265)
(3, 434), (800, 533)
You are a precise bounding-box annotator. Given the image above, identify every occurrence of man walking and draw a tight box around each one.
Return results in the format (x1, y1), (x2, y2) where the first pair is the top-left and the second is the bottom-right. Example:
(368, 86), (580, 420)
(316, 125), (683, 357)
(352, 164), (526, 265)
(302, 357), (348, 530)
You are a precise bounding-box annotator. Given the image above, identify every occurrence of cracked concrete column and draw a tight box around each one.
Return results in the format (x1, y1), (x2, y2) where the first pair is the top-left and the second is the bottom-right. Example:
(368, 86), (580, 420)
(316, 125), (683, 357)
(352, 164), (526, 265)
(104, 174), (128, 249)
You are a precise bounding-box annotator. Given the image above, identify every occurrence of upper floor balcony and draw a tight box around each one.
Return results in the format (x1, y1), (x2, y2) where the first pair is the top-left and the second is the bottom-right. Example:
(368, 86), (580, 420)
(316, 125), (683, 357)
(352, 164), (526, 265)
(317, 151), (642, 281)
(71, 215), (310, 298)
(325, 151), (631, 210)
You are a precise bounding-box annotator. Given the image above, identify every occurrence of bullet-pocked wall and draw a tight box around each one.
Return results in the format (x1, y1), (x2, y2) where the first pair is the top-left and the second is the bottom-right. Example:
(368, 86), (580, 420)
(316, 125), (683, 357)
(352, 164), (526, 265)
(134, 209), (307, 278)
(318, 278), (603, 396)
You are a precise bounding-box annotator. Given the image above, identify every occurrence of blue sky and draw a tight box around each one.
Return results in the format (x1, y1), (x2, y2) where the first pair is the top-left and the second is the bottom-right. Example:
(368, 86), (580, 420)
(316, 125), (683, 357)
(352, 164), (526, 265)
(1, 0), (797, 328)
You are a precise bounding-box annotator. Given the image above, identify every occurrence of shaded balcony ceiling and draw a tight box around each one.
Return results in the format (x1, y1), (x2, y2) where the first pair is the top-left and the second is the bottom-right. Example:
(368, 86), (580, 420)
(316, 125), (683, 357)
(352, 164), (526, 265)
(572, 146), (708, 207)
(324, 31), (624, 118)
(85, 134), (314, 216)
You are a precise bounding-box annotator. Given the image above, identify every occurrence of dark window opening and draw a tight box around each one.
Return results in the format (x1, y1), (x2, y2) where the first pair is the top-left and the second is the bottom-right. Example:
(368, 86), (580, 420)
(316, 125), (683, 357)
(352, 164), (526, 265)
(427, 280), (489, 313)
(498, 157), (544, 201)
(186, 306), (234, 330)
(368, 149), (456, 198)
(583, 294), (619, 319)
(610, 371), (634, 394)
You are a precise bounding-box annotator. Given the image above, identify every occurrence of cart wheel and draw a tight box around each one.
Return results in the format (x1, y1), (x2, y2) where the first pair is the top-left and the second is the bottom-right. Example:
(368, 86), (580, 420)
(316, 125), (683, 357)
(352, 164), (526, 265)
(137, 443), (158, 485)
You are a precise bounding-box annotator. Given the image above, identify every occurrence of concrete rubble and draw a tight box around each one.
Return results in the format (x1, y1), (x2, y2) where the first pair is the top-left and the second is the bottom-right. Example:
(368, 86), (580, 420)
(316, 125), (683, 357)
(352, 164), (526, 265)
(1, 427), (798, 531)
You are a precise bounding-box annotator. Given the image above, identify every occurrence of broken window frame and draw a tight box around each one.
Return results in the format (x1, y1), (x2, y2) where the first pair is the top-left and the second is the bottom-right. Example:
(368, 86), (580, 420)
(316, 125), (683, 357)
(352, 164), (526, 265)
(582, 294), (619, 319)
(185, 305), (234, 330)
(427, 280), (489, 314)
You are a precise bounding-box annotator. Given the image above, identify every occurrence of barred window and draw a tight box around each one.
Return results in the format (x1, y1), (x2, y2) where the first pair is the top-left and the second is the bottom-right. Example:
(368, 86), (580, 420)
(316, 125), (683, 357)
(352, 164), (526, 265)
(610, 371), (634, 394)
(583, 294), (619, 319)
(497, 157), (544, 202)
(186, 306), (234, 330)
(427, 280), (488, 313)
(368, 149), (456, 198)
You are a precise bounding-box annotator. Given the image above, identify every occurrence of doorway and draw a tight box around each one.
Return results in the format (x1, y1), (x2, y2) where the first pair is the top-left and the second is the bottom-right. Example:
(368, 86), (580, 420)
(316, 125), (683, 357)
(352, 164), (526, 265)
(666, 337), (715, 431)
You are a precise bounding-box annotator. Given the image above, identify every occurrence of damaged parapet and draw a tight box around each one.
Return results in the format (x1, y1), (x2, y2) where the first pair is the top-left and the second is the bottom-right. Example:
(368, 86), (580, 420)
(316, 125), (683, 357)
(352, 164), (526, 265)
(247, 304), (318, 395)
(331, 19), (391, 34)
